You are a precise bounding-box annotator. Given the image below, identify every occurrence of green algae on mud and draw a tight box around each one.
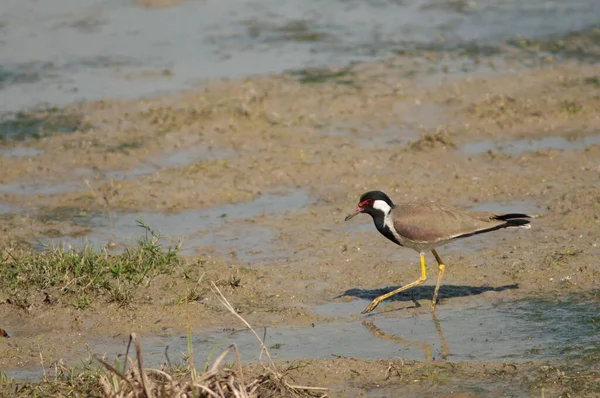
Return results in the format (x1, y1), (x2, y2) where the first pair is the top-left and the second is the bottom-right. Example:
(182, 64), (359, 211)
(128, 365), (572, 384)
(289, 66), (356, 85)
(508, 26), (600, 62)
(0, 107), (91, 142)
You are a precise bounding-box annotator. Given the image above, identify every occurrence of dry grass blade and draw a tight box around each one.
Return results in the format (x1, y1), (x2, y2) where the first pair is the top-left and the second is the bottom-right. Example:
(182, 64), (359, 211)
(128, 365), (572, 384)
(209, 345), (234, 373)
(122, 332), (134, 375)
(196, 384), (221, 398)
(132, 333), (152, 397)
(145, 368), (172, 381)
(210, 281), (275, 369)
(233, 340), (245, 389)
(94, 354), (135, 395)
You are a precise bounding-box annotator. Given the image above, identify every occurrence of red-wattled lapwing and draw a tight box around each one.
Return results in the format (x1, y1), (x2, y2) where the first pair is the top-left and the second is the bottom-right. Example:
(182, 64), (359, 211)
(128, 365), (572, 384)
(345, 190), (531, 314)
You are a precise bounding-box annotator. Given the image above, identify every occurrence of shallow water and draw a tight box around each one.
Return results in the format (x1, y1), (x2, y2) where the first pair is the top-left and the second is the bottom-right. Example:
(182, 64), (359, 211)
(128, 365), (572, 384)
(462, 133), (600, 156)
(0, 203), (19, 214)
(36, 189), (310, 262)
(0, 180), (84, 196)
(1, 0), (599, 112)
(0, 146), (235, 196)
(0, 146), (42, 157)
(5, 293), (598, 381)
(87, 292), (600, 364)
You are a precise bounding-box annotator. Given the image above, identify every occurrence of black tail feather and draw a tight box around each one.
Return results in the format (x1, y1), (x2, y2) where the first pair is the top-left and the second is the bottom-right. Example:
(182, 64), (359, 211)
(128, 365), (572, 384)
(453, 216), (531, 240)
(493, 213), (531, 221)
(503, 219), (531, 228)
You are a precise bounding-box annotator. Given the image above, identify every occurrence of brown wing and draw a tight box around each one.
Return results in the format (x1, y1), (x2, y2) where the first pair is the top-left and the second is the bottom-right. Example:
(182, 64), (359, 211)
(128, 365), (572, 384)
(391, 201), (509, 243)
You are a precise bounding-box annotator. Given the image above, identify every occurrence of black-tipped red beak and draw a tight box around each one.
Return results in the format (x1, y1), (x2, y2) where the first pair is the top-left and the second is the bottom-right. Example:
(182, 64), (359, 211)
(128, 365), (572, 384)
(344, 206), (362, 221)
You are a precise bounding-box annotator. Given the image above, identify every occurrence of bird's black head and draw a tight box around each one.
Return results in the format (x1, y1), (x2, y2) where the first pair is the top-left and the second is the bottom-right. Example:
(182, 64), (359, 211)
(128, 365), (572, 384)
(344, 190), (394, 221)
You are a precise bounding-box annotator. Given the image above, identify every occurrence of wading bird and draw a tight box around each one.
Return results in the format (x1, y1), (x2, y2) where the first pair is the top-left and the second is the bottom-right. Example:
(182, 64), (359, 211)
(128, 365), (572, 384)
(345, 190), (531, 313)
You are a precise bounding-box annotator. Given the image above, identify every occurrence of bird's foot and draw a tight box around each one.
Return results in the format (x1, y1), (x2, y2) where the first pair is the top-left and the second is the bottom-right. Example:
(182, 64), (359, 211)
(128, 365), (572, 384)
(361, 299), (380, 314)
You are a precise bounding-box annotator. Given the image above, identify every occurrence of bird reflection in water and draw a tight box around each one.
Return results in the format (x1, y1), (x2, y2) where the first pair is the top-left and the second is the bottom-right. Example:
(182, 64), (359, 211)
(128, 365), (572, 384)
(362, 312), (449, 361)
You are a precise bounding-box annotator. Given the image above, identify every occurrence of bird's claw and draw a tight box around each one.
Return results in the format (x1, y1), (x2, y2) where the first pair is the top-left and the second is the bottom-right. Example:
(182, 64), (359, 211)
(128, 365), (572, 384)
(361, 300), (379, 314)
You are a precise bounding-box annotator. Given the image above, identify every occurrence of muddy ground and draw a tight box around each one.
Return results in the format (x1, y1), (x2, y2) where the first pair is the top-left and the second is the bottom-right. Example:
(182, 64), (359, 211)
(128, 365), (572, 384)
(1, 44), (600, 396)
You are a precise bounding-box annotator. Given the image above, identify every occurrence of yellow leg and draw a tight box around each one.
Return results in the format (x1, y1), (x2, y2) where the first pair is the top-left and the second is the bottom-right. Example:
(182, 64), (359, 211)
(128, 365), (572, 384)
(361, 254), (427, 314)
(430, 249), (446, 312)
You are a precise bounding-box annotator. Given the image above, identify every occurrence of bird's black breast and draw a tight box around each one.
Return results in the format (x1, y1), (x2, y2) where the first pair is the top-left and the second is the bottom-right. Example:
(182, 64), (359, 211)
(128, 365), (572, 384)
(373, 217), (403, 246)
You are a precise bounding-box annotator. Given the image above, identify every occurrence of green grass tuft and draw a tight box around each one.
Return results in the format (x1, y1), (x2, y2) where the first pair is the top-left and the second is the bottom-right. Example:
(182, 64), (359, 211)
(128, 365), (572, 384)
(0, 221), (181, 308)
(0, 359), (105, 398)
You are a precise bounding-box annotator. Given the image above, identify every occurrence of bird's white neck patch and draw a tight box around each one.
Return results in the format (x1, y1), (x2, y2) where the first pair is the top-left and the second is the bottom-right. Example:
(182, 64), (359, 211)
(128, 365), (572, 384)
(372, 199), (392, 215)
